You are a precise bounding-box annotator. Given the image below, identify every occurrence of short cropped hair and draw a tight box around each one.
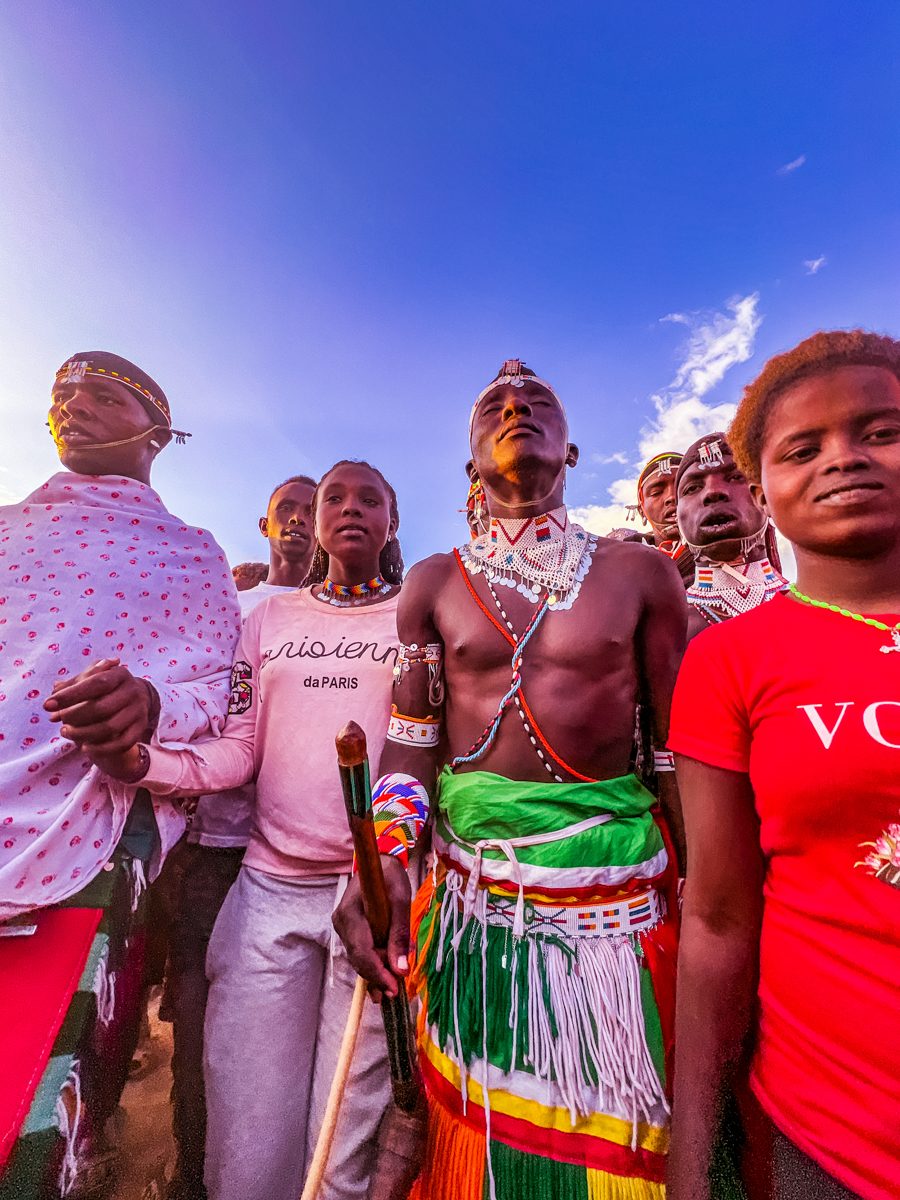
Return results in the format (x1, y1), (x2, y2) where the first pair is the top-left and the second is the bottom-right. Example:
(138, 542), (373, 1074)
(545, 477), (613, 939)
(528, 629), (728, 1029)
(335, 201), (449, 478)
(729, 329), (900, 483)
(232, 561), (269, 590)
(269, 475), (317, 504)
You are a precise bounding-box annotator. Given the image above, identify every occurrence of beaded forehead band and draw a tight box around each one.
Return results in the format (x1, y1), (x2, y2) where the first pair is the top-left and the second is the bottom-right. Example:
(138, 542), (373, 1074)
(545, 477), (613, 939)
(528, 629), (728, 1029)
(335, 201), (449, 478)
(468, 359), (566, 443)
(54, 359), (192, 443)
(57, 360), (164, 415)
(637, 451), (683, 500)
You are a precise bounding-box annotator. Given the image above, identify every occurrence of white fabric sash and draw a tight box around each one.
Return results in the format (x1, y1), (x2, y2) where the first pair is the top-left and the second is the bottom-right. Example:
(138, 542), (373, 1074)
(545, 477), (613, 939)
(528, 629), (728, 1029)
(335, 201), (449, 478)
(443, 812), (614, 939)
(0, 473), (240, 915)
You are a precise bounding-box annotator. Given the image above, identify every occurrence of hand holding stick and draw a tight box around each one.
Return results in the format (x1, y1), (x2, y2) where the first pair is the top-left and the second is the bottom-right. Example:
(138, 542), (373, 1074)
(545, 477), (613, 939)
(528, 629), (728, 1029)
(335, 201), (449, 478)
(335, 721), (426, 1116)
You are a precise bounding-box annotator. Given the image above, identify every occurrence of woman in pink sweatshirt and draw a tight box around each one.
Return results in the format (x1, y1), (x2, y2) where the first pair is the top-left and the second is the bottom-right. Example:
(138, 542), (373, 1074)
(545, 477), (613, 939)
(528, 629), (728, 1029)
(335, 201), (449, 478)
(88, 460), (424, 1200)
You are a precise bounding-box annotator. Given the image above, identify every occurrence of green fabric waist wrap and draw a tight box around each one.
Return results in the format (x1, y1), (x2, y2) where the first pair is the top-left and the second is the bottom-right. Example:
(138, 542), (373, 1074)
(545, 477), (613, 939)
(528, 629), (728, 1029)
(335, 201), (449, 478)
(433, 768), (665, 892)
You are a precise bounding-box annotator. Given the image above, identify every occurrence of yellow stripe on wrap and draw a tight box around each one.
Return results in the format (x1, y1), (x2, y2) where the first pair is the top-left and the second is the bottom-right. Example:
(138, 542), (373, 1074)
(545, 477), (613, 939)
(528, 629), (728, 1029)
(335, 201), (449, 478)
(420, 1028), (669, 1155)
(587, 1170), (666, 1199)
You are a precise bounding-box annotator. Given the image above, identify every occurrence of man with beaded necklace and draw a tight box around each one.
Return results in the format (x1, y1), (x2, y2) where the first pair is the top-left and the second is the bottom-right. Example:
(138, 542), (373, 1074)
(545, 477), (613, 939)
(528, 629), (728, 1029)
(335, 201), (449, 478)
(334, 361), (687, 1200)
(612, 452), (696, 586)
(674, 432), (788, 641)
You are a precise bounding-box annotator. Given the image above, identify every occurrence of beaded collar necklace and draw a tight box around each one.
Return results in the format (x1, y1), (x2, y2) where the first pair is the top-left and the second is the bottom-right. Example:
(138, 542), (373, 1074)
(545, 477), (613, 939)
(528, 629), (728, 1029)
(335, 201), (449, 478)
(789, 585), (900, 654)
(459, 504), (598, 610)
(687, 557), (787, 618)
(317, 574), (392, 608)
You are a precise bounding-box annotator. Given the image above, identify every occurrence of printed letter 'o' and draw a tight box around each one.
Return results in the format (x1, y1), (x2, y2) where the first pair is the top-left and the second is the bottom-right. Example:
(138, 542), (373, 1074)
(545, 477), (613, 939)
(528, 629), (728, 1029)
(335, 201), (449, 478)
(863, 701), (900, 748)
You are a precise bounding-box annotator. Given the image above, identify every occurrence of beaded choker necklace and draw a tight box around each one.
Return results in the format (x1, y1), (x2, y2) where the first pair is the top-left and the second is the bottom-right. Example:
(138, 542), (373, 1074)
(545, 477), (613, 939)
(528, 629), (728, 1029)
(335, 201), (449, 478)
(687, 557), (787, 618)
(458, 504), (598, 610)
(789, 586), (900, 654)
(317, 574), (391, 607)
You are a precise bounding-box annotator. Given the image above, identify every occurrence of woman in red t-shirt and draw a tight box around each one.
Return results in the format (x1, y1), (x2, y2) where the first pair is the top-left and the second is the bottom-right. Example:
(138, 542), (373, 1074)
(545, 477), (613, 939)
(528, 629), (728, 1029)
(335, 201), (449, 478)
(667, 330), (900, 1200)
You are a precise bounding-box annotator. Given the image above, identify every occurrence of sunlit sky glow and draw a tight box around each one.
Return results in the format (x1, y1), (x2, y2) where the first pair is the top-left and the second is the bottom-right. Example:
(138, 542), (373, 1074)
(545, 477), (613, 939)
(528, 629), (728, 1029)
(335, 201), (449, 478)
(0, 1), (897, 570)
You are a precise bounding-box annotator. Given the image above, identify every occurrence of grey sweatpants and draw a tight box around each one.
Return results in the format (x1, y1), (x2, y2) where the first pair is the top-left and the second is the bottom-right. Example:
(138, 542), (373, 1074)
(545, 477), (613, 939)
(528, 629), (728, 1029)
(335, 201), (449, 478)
(203, 866), (391, 1200)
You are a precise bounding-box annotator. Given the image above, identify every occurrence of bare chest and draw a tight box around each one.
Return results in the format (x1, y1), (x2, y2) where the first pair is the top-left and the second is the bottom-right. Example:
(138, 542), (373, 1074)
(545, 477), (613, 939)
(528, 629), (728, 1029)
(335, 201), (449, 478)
(436, 559), (643, 680)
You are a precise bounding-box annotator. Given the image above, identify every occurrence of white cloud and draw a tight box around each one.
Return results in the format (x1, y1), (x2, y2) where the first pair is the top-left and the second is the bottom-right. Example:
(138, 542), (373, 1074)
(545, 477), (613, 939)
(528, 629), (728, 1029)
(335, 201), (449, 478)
(777, 154), (806, 175)
(575, 293), (762, 533)
(804, 255), (827, 275)
(593, 450), (628, 465)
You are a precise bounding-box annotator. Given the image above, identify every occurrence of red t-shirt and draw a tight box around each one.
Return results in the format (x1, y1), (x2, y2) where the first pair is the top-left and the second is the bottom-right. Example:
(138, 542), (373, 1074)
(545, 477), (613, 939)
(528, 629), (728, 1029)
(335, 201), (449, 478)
(669, 593), (900, 1200)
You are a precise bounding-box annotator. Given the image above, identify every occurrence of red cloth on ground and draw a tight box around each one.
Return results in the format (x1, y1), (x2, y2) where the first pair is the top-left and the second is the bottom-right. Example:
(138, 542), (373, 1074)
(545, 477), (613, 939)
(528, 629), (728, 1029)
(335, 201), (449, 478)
(668, 593), (900, 1200)
(0, 907), (101, 1169)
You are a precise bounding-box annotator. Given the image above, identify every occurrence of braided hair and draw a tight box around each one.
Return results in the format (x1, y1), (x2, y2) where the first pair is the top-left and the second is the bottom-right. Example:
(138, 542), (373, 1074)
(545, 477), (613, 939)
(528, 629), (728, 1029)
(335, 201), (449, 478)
(301, 460), (404, 588)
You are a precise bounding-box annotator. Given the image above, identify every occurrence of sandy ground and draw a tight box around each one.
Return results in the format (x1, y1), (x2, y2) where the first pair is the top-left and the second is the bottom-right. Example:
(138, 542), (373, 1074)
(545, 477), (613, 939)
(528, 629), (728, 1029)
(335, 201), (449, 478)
(107, 992), (178, 1200)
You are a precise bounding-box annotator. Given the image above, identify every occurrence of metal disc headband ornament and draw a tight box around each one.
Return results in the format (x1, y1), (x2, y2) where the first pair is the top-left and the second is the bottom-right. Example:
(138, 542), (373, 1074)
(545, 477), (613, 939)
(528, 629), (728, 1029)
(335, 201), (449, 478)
(468, 359), (566, 440)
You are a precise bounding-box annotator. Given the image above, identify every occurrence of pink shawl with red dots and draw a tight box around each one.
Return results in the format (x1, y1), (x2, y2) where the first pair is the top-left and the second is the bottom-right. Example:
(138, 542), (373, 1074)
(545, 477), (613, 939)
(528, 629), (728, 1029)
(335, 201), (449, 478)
(0, 473), (241, 916)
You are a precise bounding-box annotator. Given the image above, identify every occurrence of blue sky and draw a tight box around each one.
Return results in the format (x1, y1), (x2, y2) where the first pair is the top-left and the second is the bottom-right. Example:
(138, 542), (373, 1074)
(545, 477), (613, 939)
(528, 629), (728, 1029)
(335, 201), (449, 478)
(0, 0), (897, 568)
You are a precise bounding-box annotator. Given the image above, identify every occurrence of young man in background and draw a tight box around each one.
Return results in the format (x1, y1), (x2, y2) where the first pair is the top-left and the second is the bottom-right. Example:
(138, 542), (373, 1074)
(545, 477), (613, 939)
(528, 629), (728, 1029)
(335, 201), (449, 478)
(167, 475), (317, 1200)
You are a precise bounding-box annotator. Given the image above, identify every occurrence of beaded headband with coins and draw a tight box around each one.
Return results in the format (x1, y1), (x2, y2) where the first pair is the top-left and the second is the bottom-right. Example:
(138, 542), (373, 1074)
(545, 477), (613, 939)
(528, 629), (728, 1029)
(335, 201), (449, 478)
(468, 359), (566, 440)
(54, 353), (191, 447)
(676, 432), (781, 569)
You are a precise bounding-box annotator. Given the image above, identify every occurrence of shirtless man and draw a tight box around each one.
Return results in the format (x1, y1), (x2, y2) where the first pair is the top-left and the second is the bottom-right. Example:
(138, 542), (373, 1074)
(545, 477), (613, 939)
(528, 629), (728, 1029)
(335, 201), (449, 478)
(335, 360), (686, 1199)
(675, 433), (787, 642)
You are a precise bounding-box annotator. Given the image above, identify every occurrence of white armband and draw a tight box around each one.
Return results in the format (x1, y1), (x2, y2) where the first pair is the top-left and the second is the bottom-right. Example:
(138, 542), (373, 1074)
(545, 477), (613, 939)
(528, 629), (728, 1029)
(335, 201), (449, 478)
(387, 705), (441, 747)
(653, 750), (675, 773)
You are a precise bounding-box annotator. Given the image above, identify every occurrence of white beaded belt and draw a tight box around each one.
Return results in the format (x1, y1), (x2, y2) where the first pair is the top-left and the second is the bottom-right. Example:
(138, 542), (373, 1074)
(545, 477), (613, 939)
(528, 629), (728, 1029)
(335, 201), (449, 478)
(458, 886), (664, 939)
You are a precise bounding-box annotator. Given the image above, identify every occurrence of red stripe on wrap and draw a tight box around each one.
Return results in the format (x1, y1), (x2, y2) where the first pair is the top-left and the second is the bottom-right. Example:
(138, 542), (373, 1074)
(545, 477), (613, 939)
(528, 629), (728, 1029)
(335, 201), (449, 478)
(421, 1053), (667, 1183)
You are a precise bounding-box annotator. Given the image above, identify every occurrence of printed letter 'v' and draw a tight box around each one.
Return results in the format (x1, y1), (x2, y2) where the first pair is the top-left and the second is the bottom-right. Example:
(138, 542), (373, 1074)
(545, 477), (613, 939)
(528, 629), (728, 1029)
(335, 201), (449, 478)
(797, 703), (854, 749)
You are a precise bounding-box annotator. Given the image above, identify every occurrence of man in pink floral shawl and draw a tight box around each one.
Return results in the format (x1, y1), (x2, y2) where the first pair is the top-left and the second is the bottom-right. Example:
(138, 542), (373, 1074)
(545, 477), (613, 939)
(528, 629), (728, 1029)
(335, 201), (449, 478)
(0, 352), (240, 1190)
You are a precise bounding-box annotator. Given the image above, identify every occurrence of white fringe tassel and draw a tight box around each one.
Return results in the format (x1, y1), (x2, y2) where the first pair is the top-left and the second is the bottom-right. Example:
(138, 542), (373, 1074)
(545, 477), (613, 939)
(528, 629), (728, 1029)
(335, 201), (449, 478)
(93, 942), (116, 1028)
(129, 857), (146, 913)
(55, 1062), (82, 1197)
(435, 882), (669, 1153)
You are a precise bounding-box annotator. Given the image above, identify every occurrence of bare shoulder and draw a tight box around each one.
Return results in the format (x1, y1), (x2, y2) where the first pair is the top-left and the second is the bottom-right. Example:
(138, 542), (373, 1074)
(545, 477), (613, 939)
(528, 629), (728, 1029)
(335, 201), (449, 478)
(592, 534), (685, 597)
(396, 552), (457, 637)
(401, 551), (458, 596)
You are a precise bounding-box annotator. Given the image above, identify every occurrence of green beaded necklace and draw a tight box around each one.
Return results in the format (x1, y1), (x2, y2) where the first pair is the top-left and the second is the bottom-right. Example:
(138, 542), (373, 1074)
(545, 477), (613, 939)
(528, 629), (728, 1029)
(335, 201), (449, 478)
(789, 584), (900, 655)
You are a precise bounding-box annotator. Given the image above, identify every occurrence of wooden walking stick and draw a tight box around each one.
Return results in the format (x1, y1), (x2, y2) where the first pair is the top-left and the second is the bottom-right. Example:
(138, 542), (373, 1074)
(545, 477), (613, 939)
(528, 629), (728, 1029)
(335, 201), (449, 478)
(336, 721), (428, 1200)
(299, 974), (367, 1200)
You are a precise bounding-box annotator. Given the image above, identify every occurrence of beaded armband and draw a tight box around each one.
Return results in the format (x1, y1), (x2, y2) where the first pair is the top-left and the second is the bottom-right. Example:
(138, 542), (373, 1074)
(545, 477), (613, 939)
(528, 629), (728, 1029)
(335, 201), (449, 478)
(393, 642), (444, 706)
(387, 705), (441, 747)
(653, 750), (675, 773)
(361, 773), (430, 869)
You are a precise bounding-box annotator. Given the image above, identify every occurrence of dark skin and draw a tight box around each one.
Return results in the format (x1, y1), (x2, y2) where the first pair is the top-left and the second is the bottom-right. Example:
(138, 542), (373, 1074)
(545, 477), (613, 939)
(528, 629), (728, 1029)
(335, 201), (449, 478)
(334, 381), (688, 998)
(42, 375), (173, 756)
(669, 365), (900, 1199)
(259, 480), (316, 586)
(676, 454), (768, 641)
(640, 470), (680, 545)
(307, 463), (398, 597)
(49, 374), (172, 484)
(81, 462), (400, 780)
